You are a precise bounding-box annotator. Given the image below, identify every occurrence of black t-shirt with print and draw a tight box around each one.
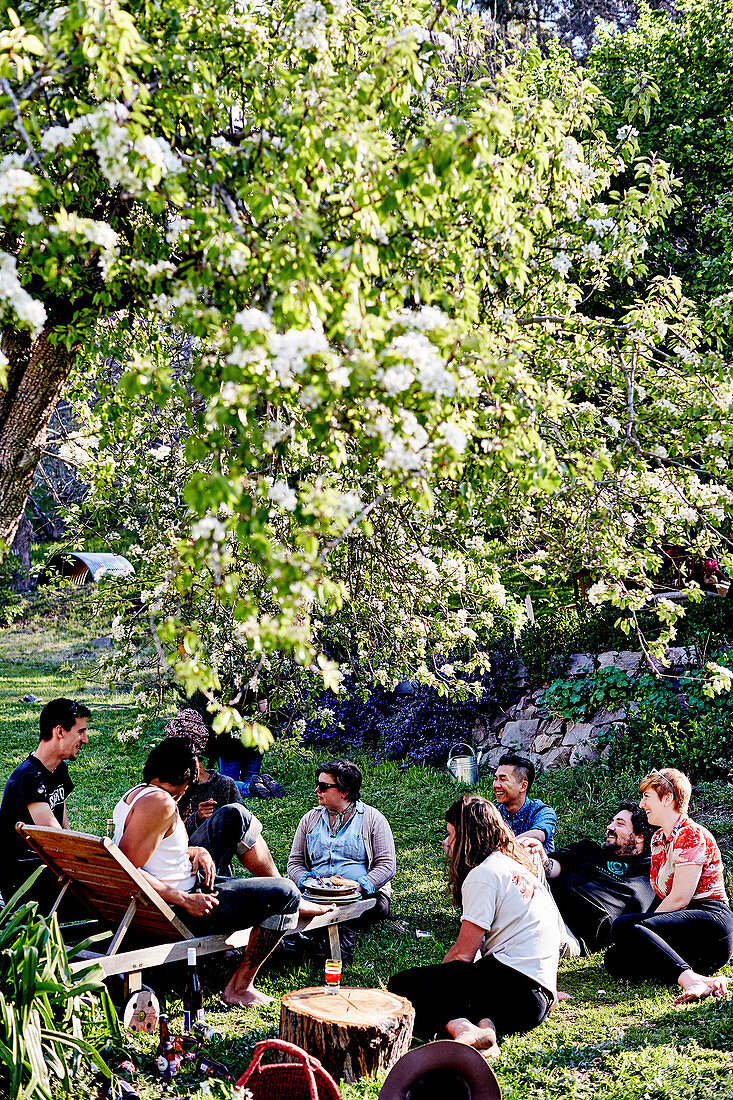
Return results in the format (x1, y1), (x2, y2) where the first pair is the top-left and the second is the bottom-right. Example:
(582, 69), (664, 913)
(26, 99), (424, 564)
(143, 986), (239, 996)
(550, 839), (654, 951)
(0, 754), (73, 893)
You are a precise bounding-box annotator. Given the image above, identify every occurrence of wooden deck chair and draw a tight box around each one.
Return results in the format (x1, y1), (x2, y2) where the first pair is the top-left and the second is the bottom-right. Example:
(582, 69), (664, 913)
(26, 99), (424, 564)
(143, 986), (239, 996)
(16, 824), (373, 995)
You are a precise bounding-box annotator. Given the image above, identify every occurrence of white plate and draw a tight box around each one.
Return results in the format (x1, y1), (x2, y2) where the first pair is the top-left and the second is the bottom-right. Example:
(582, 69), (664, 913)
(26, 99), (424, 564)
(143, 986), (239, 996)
(302, 888), (362, 905)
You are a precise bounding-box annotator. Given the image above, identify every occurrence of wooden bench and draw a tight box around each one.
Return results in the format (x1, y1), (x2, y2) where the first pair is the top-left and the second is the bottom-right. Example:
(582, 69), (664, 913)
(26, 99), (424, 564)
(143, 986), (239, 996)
(17, 824), (374, 995)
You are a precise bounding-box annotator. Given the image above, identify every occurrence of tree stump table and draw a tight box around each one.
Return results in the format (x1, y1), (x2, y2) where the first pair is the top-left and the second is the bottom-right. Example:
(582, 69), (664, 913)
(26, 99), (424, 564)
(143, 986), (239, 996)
(280, 986), (415, 1083)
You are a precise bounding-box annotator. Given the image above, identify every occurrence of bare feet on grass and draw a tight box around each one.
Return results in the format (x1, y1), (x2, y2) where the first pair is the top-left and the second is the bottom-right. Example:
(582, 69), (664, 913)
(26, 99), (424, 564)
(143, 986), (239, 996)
(674, 971), (729, 1005)
(446, 1016), (500, 1060)
(221, 982), (273, 1008)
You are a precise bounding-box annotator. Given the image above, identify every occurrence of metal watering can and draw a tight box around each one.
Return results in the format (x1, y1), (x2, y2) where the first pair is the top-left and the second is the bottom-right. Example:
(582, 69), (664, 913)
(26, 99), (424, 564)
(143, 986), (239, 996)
(446, 742), (485, 785)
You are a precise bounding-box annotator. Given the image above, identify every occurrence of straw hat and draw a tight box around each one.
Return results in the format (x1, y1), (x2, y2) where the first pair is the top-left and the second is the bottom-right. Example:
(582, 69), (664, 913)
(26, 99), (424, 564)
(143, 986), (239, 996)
(378, 1041), (501, 1100)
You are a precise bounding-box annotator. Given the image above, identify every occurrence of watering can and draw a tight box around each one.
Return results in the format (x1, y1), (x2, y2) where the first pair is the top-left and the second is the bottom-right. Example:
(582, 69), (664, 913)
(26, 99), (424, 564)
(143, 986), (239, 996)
(446, 743), (486, 785)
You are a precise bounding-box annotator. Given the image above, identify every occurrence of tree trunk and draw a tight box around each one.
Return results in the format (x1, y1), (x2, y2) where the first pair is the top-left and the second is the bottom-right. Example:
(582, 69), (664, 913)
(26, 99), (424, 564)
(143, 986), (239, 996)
(280, 986), (415, 1083)
(9, 514), (33, 589)
(0, 324), (77, 552)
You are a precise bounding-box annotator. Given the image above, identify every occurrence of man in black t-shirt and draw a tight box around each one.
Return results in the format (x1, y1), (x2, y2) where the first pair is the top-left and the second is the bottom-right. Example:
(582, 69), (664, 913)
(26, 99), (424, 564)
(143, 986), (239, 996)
(527, 802), (654, 953)
(0, 698), (90, 908)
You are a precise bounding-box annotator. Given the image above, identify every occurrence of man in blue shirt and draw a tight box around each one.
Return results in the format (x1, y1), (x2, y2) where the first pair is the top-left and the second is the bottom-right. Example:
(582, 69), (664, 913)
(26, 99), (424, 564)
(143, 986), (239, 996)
(493, 753), (557, 852)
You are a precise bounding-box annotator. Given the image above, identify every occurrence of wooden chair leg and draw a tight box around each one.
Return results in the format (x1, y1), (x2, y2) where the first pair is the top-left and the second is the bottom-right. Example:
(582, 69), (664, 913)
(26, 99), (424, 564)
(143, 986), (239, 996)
(328, 924), (342, 962)
(123, 970), (143, 999)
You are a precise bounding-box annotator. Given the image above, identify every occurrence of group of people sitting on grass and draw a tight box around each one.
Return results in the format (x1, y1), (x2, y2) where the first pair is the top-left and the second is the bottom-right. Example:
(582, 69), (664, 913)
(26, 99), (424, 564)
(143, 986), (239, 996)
(0, 698), (731, 1055)
(0, 699), (396, 1006)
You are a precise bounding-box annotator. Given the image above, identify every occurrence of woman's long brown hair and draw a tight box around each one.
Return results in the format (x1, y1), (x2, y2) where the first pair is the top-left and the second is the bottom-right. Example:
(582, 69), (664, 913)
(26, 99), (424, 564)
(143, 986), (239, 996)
(445, 794), (537, 907)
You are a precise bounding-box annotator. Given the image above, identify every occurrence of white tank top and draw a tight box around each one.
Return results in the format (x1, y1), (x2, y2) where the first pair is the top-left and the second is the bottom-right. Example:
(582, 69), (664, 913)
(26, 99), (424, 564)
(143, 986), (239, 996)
(112, 785), (196, 892)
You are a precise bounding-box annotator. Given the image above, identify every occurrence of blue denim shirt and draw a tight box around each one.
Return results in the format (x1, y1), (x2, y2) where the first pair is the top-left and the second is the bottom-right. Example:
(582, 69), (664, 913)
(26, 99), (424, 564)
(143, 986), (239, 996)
(305, 800), (369, 886)
(496, 796), (557, 852)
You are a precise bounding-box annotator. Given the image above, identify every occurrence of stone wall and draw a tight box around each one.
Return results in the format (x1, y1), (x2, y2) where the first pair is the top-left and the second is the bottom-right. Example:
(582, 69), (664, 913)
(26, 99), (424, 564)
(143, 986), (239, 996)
(474, 646), (699, 773)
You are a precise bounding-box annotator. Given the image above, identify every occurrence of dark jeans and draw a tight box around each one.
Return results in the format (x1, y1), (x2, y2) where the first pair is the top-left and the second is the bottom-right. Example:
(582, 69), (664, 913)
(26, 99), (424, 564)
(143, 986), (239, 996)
(605, 899), (733, 983)
(388, 955), (554, 1043)
(189, 803), (261, 877)
(179, 804), (299, 935)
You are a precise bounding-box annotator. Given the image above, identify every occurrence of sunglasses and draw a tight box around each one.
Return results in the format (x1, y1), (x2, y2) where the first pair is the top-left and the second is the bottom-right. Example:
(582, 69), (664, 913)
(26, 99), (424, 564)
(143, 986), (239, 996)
(648, 768), (675, 793)
(315, 782), (339, 793)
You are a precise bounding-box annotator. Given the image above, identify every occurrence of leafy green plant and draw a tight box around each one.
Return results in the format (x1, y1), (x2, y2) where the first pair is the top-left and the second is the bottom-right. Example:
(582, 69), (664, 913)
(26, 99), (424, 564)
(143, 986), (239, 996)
(0, 873), (116, 1100)
(594, 652), (733, 778)
(540, 666), (639, 721)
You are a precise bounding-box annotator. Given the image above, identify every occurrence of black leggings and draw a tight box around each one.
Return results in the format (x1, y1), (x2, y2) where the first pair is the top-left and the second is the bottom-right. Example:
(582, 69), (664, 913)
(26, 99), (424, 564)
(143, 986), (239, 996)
(605, 900), (733, 983)
(387, 955), (554, 1043)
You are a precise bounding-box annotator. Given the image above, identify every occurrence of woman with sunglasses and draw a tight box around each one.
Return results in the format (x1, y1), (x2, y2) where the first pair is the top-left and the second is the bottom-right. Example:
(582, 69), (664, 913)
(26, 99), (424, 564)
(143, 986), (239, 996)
(388, 795), (564, 1058)
(604, 767), (733, 1003)
(287, 759), (396, 960)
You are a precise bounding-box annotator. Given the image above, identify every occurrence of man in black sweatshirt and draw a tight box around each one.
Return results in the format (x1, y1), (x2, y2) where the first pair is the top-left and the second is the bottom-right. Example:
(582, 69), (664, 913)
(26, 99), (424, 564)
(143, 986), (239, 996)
(527, 801), (654, 953)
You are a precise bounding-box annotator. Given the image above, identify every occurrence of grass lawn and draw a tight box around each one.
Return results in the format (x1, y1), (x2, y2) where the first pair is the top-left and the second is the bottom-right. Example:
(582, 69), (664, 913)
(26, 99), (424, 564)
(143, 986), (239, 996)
(1, 653), (732, 1099)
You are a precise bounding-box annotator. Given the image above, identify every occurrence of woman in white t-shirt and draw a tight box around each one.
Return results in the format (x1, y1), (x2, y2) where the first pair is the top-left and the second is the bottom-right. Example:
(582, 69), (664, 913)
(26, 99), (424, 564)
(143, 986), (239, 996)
(388, 795), (564, 1058)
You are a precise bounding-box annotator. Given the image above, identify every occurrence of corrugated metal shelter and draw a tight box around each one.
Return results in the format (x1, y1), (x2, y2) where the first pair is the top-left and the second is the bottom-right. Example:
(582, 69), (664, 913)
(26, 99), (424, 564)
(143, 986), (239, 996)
(39, 551), (135, 586)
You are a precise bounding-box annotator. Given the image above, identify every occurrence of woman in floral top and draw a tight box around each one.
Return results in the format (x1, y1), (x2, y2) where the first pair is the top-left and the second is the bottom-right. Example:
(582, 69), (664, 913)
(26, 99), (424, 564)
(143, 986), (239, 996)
(604, 767), (733, 1003)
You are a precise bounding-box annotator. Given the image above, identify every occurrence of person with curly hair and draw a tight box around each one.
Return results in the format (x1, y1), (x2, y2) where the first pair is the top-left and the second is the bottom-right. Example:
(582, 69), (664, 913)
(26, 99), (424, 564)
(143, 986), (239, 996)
(388, 794), (564, 1059)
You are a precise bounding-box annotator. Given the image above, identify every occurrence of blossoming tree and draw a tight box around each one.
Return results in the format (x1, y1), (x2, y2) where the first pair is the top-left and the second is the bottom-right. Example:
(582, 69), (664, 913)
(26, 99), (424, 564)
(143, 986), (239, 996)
(3, 0), (731, 725)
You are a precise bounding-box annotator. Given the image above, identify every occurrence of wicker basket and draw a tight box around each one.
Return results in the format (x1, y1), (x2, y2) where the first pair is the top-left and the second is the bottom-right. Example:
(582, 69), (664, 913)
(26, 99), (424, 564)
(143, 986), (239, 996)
(236, 1038), (342, 1100)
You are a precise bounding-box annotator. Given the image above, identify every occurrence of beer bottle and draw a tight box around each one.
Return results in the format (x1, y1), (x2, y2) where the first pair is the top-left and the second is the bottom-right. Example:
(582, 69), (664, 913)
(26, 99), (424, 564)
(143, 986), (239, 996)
(182, 947), (204, 1032)
(156, 1014), (179, 1078)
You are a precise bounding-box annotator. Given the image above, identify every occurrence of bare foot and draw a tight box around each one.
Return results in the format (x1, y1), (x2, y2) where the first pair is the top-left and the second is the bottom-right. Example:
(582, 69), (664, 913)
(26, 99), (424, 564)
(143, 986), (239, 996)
(673, 970), (728, 1005)
(446, 1017), (500, 1060)
(221, 984), (273, 1008)
(552, 990), (573, 1009)
(298, 899), (337, 918)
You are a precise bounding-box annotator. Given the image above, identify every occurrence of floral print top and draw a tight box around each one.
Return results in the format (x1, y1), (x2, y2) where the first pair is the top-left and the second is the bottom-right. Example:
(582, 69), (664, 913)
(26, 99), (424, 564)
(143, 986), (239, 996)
(650, 814), (728, 903)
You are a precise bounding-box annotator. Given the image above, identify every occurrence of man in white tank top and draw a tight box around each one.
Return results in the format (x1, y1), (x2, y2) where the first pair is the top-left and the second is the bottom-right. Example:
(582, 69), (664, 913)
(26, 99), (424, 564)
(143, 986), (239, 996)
(114, 739), (332, 1007)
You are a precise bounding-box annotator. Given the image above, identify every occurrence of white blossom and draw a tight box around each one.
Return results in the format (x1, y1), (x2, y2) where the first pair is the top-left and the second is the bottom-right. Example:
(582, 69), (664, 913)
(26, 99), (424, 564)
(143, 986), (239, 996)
(299, 385), (322, 409)
(268, 480), (298, 511)
(234, 307), (272, 332)
(616, 124), (639, 143)
(264, 422), (295, 445)
(439, 421), (468, 453)
(387, 333), (455, 397)
(268, 327), (330, 380)
(83, 219), (119, 251)
(149, 444), (171, 460)
(41, 126), (75, 152)
(335, 491), (362, 517)
(47, 6), (69, 31)
(0, 252), (47, 334)
(220, 381), (239, 405)
(0, 167), (37, 206)
(390, 24), (431, 46)
(390, 305), (449, 331)
(191, 515), (227, 541)
(549, 251), (571, 276)
(559, 136), (584, 171)
(581, 241), (602, 261)
(166, 216), (192, 245)
(380, 364), (414, 394)
(587, 581), (612, 605)
(328, 362), (351, 388)
(291, 0), (329, 51)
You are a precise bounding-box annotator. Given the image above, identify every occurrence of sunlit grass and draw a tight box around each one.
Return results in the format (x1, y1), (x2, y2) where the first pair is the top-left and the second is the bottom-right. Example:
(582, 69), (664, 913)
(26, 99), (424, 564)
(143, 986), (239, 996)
(0, 655), (731, 1097)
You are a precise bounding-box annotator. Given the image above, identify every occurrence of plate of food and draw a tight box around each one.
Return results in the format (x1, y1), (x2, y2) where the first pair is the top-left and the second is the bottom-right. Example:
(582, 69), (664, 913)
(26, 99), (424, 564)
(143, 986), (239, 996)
(301, 875), (361, 903)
